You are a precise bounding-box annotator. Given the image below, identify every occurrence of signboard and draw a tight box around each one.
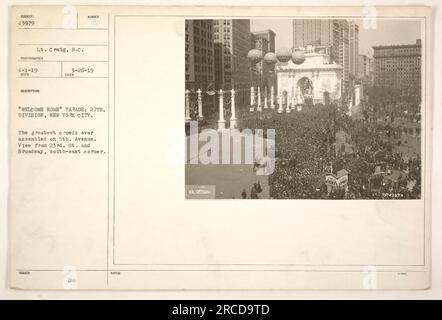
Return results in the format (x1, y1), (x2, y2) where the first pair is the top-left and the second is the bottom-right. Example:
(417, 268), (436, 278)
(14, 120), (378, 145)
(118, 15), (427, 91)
(326, 169), (349, 192)
(337, 174), (348, 188)
(185, 185), (216, 199)
(325, 174), (338, 187)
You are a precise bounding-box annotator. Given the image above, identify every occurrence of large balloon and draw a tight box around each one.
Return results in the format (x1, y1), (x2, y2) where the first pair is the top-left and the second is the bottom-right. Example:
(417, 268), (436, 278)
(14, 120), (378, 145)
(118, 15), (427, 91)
(291, 50), (306, 65)
(276, 47), (292, 63)
(263, 52), (277, 65)
(247, 49), (263, 64)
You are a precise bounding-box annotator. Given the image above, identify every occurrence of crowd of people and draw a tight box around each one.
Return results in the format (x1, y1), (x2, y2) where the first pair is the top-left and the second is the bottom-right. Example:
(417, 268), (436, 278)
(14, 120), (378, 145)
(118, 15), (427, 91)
(236, 98), (421, 199)
(239, 105), (335, 199)
(341, 111), (421, 199)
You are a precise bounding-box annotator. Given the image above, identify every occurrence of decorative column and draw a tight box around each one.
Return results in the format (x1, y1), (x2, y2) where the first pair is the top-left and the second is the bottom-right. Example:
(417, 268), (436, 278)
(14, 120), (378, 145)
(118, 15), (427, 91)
(197, 89), (203, 120)
(296, 89), (301, 111)
(264, 86), (268, 108)
(250, 86), (255, 112)
(217, 89), (226, 131)
(185, 89), (191, 122)
(270, 86), (275, 109)
(230, 89), (237, 129)
(291, 95), (296, 111)
(277, 93), (283, 114)
(286, 77), (291, 113)
(257, 86), (262, 112)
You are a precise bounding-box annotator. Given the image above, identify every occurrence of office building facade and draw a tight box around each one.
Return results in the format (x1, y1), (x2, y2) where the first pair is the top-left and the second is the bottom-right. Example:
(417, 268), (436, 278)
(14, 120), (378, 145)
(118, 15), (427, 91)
(292, 19), (358, 96)
(213, 19), (251, 91)
(251, 29), (277, 89)
(185, 20), (215, 90)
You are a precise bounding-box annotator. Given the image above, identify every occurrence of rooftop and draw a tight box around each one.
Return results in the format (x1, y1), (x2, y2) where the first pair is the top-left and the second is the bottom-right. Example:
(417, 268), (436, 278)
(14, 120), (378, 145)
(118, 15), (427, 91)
(251, 29), (276, 37)
(373, 39), (421, 50)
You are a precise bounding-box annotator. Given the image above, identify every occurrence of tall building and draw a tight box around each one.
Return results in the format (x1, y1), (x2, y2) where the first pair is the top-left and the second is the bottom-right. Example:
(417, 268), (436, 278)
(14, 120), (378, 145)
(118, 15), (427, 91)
(357, 54), (367, 79)
(292, 19), (357, 95)
(185, 20), (215, 90)
(348, 21), (359, 78)
(373, 39), (421, 96)
(292, 19), (337, 61)
(368, 56), (374, 82)
(357, 54), (374, 99)
(252, 29), (276, 52)
(337, 20), (350, 92)
(357, 54), (374, 80)
(213, 19), (251, 91)
(251, 29), (276, 89)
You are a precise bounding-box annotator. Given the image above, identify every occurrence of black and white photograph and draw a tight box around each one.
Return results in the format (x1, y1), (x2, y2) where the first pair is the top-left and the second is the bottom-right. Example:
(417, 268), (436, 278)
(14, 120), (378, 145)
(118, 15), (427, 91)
(185, 18), (423, 200)
(4, 4), (435, 293)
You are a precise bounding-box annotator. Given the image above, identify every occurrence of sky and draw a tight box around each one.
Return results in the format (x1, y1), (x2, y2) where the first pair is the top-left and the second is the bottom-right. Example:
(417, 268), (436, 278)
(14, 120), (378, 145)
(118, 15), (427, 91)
(251, 18), (422, 57)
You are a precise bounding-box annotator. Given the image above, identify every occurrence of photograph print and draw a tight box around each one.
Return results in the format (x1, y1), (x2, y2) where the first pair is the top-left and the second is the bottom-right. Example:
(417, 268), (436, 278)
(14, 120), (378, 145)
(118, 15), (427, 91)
(184, 18), (423, 200)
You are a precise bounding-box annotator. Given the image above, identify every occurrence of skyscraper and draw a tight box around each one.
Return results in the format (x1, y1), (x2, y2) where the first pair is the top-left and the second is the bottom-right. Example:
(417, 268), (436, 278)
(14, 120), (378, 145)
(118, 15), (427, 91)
(293, 19), (337, 61)
(185, 20), (215, 90)
(337, 19), (350, 92)
(292, 19), (359, 96)
(252, 29), (276, 52)
(213, 19), (251, 91)
(348, 21), (359, 78)
(357, 54), (374, 80)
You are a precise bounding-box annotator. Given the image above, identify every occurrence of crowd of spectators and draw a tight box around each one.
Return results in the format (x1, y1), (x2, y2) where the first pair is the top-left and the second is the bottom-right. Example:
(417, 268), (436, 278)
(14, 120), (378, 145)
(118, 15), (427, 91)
(237, 100), (421, 199)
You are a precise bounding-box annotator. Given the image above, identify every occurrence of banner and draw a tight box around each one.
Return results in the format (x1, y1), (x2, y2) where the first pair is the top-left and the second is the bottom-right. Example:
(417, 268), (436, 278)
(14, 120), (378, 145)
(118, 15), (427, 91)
(325, 174), (338, 187)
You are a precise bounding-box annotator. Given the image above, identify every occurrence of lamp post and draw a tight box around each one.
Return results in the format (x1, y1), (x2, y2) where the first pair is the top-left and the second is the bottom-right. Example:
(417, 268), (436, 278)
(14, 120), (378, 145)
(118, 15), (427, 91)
(197, 89), (203, 120)
(185, 89), (191, 122)
(264, 87), (268, 108)
(263, 52), (277, 110)
(217, 89), (225, 131)
(277, 93), (283, 113)
(230, 88), (237, 129)
(250, 87), (255, 112)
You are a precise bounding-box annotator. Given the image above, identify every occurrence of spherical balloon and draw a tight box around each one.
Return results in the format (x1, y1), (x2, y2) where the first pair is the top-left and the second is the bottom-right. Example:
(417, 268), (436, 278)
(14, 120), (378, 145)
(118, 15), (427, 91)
(247, 49), (263, 64)
(291, 50), (306, 65)
(276, 47), (292, 63)
(263, 52), (277, 65)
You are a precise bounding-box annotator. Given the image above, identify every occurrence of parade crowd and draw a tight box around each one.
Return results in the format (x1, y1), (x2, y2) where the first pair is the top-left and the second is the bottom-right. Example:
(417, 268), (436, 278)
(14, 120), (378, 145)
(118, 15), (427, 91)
(238, 99), (421, 199)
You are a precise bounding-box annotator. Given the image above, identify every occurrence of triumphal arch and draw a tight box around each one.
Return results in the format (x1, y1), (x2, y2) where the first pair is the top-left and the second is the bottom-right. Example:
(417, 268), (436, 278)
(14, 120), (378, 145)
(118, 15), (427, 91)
(276, 46), (342, 105)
